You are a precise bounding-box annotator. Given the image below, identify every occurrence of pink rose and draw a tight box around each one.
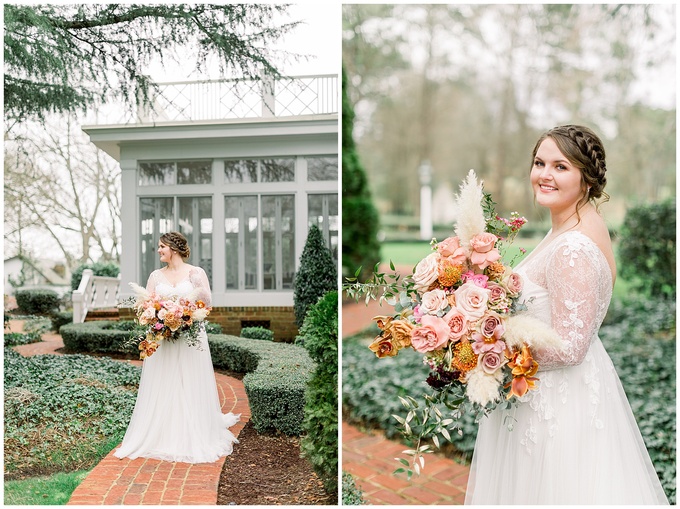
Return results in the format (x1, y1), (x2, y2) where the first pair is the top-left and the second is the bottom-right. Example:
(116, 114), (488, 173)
(462, 271), (489, 288)
(469, 233), (501, 270)
(413, 252), (440, 293)
(413, 305), (424, 323)
(154, 322), (164, 330)
(481, 351), (504, 374)
(420, 289), (449, 315)
(479, 312), (505, 340)
(454, 282), (490, 322)
(443, 307), (468, 341)
(503, 270), (523, 297)
(437, 236), (468, 263)
(410, 315), (450, 353)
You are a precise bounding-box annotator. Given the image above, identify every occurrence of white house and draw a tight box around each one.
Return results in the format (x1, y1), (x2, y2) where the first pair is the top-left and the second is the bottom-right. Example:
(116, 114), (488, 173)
(83, 75), (338, 340)
(4, 255), (71, 296)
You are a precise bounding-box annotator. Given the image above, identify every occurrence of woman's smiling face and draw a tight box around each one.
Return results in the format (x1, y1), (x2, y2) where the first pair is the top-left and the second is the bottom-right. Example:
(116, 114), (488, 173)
(530, 137), (585, 214)
(158, 241), (174, 263)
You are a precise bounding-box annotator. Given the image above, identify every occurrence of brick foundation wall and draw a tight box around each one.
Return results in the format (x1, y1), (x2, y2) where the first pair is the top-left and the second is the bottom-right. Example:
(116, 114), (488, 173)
(119, 306), (298, 342)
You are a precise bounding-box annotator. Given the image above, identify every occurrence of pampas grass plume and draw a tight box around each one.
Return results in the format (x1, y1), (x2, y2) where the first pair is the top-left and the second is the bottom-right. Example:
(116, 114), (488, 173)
(453, 170), (486, 247)
(503, 314), (563, 351)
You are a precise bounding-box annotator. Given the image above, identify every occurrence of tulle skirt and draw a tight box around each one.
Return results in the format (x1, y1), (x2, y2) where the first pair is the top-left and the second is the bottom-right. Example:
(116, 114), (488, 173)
(114, 329), (239, 463)
(465, 337), (669, 504)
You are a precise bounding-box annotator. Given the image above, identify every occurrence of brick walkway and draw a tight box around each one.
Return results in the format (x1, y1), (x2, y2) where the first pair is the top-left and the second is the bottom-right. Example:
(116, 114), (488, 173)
(343, 422), (469, 505)
(8, 320), (249, 505)
(342, 292), (470, 505)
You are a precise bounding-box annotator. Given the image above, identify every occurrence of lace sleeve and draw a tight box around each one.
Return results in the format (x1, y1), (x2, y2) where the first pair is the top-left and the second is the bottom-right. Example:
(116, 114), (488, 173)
(189, 266), (212, 307)
(146, 270), (159, 294)
(535, 235), (612, 371)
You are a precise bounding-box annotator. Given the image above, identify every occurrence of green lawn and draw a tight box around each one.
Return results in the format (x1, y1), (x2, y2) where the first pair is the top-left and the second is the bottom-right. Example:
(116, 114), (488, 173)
(4, 470), (89, 505)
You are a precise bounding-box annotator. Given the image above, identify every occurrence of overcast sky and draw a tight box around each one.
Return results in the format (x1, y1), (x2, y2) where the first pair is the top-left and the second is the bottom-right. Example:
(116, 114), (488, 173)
(148, 3), (340, 82)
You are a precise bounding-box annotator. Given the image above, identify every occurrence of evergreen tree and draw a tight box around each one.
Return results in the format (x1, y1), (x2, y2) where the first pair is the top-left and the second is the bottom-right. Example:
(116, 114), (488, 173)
(4, 4), (297, 122)
(341, 67), (381, 279)
(300, 291), (338, 500)
(293, 225), (337, 328)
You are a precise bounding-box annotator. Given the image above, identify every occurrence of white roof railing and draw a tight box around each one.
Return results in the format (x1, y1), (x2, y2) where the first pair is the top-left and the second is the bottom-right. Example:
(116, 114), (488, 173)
(86, 74), (338, 126)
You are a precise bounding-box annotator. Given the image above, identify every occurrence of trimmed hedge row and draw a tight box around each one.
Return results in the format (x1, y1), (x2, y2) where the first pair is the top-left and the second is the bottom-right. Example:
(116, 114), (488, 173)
(209, 334), (314, 435)
(60, 321), (138, 355)
(240, 326), (274, 341)
(58, 321), (314, 435)
(15, 289), (60, 315)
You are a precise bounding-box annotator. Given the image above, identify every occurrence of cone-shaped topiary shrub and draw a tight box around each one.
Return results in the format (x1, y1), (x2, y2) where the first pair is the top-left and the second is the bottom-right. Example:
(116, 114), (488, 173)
(293, 224), (337, 328)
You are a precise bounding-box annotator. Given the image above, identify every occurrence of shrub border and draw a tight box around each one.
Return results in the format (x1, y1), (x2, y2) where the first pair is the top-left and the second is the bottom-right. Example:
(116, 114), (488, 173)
(58, 321), (314, 435)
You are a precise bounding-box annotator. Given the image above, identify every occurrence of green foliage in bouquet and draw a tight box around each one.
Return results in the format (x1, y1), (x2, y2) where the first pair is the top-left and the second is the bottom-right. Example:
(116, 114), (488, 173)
(342, 337), (478, 458)
(618, 198), (675, 299)
(341, 67), (381, 280)
(300, 291), (339, 497)
(4, 348), (140, 478)
(293, 224), (337, 327)
(241, 326), (274, 341)
(15, 289), (60, 315)
(70, 262), (120, 291)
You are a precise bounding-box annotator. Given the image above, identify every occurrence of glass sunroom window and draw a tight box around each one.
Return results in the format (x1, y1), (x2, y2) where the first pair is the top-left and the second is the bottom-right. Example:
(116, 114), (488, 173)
(223, 158), (295, 183)
(178, 197), (213, 284)
(224, 196), (258, 290)
(307, 156), (338, 181)
(262, 195), (295, 290)
(140, 197), (174, 281)
(139, 161), (212, 185)
(139, 197), (213, 285)
(308, 193), (339, 262)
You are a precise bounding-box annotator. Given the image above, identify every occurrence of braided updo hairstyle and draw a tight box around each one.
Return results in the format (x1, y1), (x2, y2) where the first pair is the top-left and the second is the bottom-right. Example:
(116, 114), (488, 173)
(160, 231), (191, 260)
(531, 125), (610, 213)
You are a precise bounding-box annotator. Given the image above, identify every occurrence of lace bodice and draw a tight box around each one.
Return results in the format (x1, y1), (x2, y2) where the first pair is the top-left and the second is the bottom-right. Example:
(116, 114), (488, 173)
(146, 266), (212, 307)
(514, 231), (612, 370)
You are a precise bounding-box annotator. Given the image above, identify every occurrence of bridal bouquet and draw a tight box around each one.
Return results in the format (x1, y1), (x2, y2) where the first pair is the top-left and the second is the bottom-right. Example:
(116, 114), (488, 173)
(344, 170), (563, 477)
(126, 283), (210, 359)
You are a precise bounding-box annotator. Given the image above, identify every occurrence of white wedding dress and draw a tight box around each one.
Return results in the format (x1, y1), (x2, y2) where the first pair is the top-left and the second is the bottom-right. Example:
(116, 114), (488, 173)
(465, 231), (668, 504)
(114, 266), (240, 463)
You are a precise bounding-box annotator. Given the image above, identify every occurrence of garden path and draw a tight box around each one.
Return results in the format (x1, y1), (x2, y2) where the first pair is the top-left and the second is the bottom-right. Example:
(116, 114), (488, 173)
(9, 320), (249, 505)
(342, 298), (470, 505)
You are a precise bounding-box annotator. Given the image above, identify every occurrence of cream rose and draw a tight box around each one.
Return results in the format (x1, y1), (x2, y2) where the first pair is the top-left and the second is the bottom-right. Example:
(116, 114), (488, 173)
(413, 252), (440, 292)
(420, 289), (449, 315)
(410, 315), (450, 353)
(503, 270), (523, 297)
(454, 281), (490, 322)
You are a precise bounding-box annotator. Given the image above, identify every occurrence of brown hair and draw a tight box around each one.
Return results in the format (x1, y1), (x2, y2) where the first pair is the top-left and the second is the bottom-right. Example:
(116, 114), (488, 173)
(160, 231), (190, 259)
(531, 124), (610, 214)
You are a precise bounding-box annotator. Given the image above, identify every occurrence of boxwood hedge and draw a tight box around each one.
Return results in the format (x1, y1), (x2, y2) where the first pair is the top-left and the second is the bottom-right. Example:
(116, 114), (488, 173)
(58, 321), (314, 435)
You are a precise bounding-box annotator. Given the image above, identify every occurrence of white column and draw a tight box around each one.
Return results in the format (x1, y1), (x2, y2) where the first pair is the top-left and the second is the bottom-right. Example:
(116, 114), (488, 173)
(212, 160), (226, 305)
(419, 160), (433, 241)
(120, 157), (138, 298)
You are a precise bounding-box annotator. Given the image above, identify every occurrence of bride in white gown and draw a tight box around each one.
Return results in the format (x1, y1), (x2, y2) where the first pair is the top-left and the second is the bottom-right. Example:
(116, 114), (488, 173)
(465, 125), (668, 504)
(114, 231), (239, 463)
